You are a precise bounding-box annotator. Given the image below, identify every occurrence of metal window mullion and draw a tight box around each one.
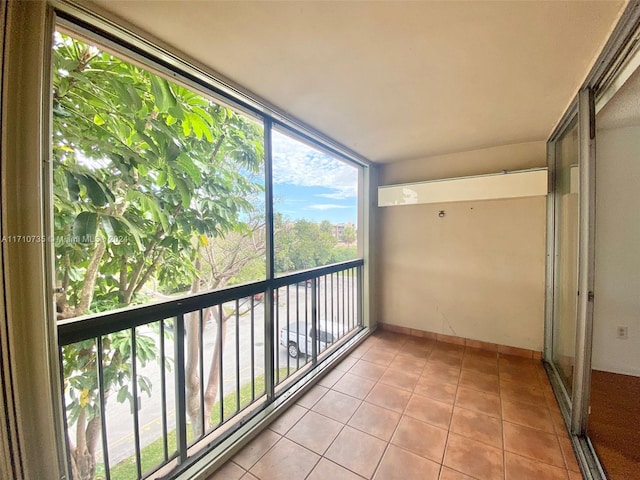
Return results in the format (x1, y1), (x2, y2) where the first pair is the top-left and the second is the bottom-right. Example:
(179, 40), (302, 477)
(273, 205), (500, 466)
(174, 315), (188, 462)
(96, 336), (111, 480)
(250, 297), (255, 402)
(235, 300), (240, 413)
(295, 283), (300, 370)
(58, 347), (73, 478)
(323, 275), (328, 349)
(275, 289), (280, 385)
(198, 310), (205, 437)
(131, 328), (142, 478)
(264, 118), (275, 401)
(286, 286), (290, 376)
(357, 265), (364, 327)
(159, 320), (168, 460)
(217, 305), (224, 424)
(330, 273), (334, 341)
(311, 278), (318, 365)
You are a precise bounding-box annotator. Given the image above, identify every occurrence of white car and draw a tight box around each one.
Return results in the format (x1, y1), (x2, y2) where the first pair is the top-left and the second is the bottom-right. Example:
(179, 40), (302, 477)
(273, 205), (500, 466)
(279, 322), (341, 358)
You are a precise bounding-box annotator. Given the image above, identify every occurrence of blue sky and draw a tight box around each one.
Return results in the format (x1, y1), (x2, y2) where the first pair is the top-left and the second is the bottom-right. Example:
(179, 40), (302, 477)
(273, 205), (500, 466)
(272, 130), (358, 225)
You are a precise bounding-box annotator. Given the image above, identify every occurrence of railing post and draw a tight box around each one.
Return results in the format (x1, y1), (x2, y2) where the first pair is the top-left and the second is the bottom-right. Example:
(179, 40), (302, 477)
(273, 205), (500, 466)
(96, 337), (111, 480)
(264, 287), (275, 401)
(311, 277), (318, 365)
(174, 314), (188, 463)
(357, 265), (364, 327)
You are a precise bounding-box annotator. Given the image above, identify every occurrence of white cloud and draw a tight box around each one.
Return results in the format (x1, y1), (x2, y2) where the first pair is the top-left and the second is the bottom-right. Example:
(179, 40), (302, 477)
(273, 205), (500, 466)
(272, 131), (358, 198)
(307, 204), (350, 211)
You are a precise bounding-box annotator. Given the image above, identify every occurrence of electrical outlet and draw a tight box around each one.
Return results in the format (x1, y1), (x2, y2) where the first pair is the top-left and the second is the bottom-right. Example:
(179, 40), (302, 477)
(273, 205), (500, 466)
(617, 326), (629, 339)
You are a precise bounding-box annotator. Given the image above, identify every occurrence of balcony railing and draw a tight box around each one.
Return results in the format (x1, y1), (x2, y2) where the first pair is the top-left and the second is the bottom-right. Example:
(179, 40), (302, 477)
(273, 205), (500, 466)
(57, 259), (364, 480)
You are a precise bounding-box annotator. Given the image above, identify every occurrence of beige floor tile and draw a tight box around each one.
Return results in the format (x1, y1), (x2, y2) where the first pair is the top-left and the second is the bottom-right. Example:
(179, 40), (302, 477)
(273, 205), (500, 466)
(443, 433), (504, 480)
(500, 378), (546, 406)
(233, 429), (281, 470)
(349, 359), (387, 381)
(455, 387), (501, 418)
(348, 402), (401, 441)
(405, 393), (453, 429)
(325, 426), (387, 478)
(450, 406), (503, 449)
(558, 435), (581, 473)
(422, 363), (461, 386)
(249, 437), (319, 480)
(414, 376), (457, 404)
(389, 354), (427, 371)
(207, 461), (244, 480)
(312, 390), (361, 423)
(378, 367), (420, 391)
(318, 368), (346, 388)
(505, 451), (569, 480)
(391, 415), (448, 463)
(365, 383), (411, 413)
(307, 458), (364, 480)
(332, 372), (376, 399)
(430, 352), (464, 369)
(502, 399), (555, 433)
(286, 410), (343, 454)
(374, 445), (440, 480)
(458, 370), (500, 395)
(503, 422), (565, 468)
(361, 347), (397, 367)
(333, 355), (359, 372)
(268, 404), (307, 435)
(296, 385), (329, 409)
(438, 467), (477, 480)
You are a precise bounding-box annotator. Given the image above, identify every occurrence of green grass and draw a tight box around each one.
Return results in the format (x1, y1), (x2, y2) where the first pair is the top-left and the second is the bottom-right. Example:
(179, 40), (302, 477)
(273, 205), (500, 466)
(95, 368), (291, 480)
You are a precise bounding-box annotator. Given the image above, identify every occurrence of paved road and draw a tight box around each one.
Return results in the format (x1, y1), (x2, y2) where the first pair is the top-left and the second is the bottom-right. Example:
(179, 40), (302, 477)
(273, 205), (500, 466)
(95, 278), (357, 467)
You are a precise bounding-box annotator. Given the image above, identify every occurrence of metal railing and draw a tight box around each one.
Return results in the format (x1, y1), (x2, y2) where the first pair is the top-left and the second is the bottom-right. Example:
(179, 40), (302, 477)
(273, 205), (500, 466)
(58, 259), (363, 480)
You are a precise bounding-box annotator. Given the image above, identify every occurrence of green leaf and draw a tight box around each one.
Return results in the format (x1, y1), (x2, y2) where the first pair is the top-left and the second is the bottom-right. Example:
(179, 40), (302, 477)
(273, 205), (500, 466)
(117, 385), (128, 403)
(73, 212), (98, 242)
(150, 76), (177, 112)
(78, 174), (112, 206)
(65, 172), (80, 201)
(176, 154), (202, 184)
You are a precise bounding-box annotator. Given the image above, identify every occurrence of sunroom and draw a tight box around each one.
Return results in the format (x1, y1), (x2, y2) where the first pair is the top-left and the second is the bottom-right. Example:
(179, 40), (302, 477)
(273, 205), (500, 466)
(2, 1), (640, 480)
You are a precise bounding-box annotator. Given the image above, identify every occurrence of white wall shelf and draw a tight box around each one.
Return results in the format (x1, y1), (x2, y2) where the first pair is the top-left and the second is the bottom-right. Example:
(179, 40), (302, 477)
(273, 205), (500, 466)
(378, 168), (548, 207)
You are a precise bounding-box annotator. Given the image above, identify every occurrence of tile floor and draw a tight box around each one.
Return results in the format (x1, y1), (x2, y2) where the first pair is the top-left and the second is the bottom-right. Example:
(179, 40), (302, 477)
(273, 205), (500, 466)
(210, 330), (583, 480)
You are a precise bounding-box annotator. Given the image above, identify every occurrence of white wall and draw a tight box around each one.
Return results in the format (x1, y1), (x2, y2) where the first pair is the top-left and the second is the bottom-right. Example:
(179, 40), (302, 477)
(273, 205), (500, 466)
(592, 125), (640, 376)
(377, 142), (547, 351)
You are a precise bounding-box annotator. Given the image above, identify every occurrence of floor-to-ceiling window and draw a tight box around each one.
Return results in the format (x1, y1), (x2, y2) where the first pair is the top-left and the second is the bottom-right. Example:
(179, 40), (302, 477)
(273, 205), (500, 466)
(48, 12), (368, 480)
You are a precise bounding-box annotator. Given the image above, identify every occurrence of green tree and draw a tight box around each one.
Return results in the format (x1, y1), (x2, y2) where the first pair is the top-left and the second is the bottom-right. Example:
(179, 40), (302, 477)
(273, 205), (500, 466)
(52, 33), (263, 479)
(274, 215), (337, 273)
(341, 224), (356, 244)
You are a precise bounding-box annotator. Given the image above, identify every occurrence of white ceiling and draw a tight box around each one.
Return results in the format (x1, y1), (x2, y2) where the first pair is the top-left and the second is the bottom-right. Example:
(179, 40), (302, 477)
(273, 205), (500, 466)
(90, 0), (624, 163)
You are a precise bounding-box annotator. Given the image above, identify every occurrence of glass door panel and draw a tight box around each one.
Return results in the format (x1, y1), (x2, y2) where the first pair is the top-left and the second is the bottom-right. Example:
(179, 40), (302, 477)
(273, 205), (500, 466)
(589, 60), (640, 480)
(552, 119), (580, 397)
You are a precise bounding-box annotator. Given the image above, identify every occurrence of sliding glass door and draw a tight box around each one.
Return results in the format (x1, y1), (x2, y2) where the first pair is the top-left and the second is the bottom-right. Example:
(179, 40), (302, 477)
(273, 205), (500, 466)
(550, 118), (580, 400)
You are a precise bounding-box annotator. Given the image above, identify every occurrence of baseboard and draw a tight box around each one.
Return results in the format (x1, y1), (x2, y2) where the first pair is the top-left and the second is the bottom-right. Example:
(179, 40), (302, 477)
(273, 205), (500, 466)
(378, 322), (542, 359)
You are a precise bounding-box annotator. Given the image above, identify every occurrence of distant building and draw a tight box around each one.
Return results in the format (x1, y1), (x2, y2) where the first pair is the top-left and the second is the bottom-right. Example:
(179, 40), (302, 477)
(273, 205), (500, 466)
(333, 222), (356, 244)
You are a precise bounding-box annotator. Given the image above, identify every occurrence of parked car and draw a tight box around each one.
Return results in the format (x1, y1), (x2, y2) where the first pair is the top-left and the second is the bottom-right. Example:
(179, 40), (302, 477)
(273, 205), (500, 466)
(279, 322), (341, 358)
